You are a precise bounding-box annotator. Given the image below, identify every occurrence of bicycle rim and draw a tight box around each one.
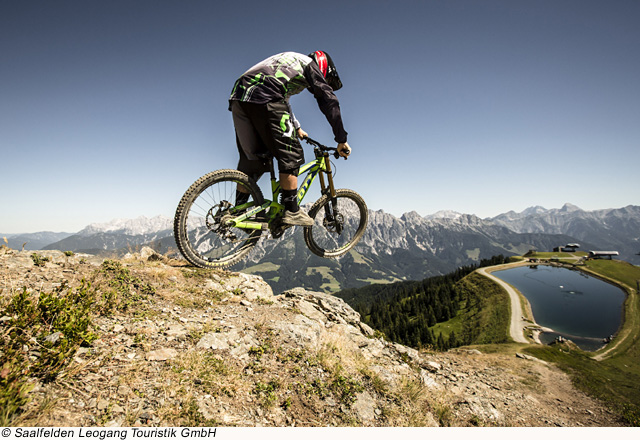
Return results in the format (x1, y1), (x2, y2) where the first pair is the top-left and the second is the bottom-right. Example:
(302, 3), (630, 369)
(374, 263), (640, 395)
(174, 170), (264, 268)
(304, 189), (368, 258)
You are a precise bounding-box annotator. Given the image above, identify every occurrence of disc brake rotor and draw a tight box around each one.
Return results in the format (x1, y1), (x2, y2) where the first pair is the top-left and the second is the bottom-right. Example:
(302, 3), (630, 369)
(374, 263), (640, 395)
(323, 212), (344, 234)
(206, 201), (239, 241)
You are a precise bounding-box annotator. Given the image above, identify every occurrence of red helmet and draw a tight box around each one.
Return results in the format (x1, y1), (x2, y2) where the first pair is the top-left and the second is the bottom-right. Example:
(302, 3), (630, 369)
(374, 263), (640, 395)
(309, 50), (342, 91)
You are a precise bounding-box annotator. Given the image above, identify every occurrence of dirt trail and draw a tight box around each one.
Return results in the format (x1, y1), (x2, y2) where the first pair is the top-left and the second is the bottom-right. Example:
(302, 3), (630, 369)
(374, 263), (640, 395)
(477, 263), (529, 344)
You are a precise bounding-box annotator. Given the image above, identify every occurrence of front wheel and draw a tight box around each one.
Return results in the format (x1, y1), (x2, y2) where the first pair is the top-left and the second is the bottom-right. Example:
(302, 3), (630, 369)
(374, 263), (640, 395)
(174, 170), (264, 268)
(304, 189), (368, 258)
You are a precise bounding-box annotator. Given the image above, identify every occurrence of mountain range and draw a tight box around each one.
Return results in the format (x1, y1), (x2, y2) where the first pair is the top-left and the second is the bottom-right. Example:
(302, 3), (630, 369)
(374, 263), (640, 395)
(3, 204), (639, 292)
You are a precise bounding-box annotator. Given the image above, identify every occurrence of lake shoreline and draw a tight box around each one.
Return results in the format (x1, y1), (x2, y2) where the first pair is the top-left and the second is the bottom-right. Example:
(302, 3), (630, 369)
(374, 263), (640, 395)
(489, 262), (623, 352)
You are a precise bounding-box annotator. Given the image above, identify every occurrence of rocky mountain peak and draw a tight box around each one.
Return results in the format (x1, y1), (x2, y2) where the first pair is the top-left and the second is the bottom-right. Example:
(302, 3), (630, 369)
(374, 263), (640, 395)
(80, 215), (172, 236)
(400, 211), (424, 223)
(426, 210), (463, 221)
(520, 205), (548, 217)
(559, 203), (582, 213)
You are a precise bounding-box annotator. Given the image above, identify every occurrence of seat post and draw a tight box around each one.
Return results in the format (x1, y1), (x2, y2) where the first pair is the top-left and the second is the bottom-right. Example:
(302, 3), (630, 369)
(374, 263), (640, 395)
(267, 158), (277, 181)
(260, 156), (281, 201)
(255, 154), (276, 182)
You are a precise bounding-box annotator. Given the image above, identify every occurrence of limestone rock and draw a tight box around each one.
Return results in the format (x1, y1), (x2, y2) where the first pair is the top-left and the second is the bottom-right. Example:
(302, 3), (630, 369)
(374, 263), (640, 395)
(146, 348), (178, 361)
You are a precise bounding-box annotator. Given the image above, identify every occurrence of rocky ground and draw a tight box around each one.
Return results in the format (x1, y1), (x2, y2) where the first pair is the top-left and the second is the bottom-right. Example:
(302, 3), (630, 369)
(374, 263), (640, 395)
(0, 247), (623, 427)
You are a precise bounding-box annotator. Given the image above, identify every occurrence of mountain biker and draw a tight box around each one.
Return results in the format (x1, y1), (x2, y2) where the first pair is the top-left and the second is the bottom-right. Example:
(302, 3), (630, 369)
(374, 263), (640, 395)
(229, 51), (351, 226)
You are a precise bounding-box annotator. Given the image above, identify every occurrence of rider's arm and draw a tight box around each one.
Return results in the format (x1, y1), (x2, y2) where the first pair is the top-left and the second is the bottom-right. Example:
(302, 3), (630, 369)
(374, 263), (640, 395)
(287, 105), (308, 139)
(303, 63), (348, 144)
(285, 100), (302, 133)
(284, 100), (307, 139)
(291, 110), (301, 131)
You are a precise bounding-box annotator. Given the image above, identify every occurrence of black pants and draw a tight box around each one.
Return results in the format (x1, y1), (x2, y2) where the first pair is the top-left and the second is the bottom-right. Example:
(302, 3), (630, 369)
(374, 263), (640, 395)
(231, 100), (304, 179)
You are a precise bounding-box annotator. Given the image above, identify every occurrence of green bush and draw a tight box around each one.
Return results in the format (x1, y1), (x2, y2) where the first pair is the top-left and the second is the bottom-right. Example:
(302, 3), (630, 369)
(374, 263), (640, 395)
(30, 253), (50, 267)
(97, 260), (156, 313)
(1, 281), (97, 425)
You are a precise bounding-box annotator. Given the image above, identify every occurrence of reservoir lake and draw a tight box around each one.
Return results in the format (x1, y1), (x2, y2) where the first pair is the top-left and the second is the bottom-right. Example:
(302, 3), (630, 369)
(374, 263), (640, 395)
(492, 265), (626, 351)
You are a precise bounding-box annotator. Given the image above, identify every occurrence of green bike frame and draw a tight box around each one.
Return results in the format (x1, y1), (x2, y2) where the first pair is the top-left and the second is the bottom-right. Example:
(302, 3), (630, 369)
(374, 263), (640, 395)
(225, 143), (337, 232)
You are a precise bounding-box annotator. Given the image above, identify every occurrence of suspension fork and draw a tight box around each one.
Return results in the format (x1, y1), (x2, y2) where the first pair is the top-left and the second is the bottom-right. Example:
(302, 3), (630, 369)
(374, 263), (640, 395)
(318, 152), (336, 198)
(318, 153), (344, 234)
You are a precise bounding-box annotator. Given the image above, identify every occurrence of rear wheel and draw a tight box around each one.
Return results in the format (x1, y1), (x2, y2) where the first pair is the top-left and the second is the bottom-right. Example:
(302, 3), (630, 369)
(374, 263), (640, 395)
(304, 189), (368, 258)
(174, 170), (264, 268)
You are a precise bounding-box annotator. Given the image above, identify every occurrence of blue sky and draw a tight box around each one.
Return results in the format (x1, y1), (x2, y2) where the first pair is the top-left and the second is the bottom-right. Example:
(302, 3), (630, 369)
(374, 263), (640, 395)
(2, 0), (639, 233)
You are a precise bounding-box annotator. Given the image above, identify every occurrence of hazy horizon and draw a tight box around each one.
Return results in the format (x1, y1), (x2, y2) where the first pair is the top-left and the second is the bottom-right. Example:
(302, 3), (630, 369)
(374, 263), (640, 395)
(2, 202), (636, 235)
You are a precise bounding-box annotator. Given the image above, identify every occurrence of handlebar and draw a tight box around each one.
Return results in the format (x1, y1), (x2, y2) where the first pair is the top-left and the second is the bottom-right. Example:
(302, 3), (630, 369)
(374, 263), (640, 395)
(302, 136), (349, 160)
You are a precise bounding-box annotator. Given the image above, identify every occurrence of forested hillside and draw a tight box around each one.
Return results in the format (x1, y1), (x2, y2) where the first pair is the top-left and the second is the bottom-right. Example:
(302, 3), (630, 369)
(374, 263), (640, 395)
(336, 255), (512, 351)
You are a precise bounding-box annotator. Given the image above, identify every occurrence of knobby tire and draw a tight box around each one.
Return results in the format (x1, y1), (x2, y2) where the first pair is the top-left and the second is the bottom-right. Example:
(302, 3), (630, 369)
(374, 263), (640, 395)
(174, 170), (264, 268)
(304, 188), (368, 258)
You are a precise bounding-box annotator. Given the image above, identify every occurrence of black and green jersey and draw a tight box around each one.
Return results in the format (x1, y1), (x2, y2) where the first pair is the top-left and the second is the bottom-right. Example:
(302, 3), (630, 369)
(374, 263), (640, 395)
(229, 52), (347, 143)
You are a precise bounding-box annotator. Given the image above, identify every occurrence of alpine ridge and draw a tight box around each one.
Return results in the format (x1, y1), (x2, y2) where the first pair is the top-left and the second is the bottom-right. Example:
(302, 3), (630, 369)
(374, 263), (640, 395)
(8, 204), (639, 292)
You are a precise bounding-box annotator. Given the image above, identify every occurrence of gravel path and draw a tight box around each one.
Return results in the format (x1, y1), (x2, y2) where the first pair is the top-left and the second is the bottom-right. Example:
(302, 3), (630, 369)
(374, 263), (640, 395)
(477, 264), (529, 344)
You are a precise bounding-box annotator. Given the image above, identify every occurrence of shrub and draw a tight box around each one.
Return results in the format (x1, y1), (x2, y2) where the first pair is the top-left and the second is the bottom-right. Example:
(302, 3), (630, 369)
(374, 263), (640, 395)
(96, 260), (156, 313)
(30, 253), (50, 267)
(0, 281), (97, 424)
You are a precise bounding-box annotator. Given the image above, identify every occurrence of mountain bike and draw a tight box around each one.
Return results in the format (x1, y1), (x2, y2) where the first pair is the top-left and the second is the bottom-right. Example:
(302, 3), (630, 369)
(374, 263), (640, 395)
(173, 137), (368, 268)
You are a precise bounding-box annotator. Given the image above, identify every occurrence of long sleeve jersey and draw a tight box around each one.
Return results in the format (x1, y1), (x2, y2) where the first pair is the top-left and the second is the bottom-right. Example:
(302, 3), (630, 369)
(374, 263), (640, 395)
(229, 52), (347, 143)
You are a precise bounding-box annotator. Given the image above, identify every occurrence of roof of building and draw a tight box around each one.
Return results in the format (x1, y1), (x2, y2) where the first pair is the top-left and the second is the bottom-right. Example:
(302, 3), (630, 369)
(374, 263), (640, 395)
(588, 251), (619, 255)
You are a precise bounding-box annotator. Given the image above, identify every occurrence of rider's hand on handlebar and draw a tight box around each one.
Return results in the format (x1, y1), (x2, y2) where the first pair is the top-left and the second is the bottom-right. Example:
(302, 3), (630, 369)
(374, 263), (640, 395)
(297, 128), (308, 139)
(337, 142), (351, 159)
